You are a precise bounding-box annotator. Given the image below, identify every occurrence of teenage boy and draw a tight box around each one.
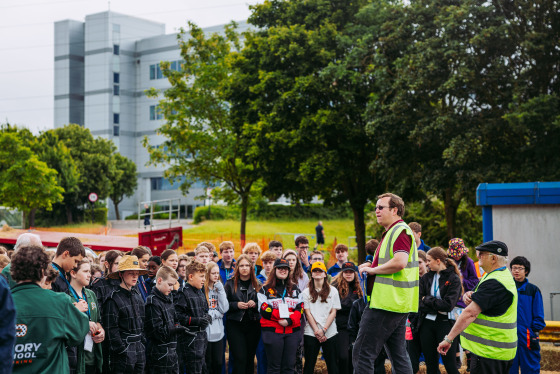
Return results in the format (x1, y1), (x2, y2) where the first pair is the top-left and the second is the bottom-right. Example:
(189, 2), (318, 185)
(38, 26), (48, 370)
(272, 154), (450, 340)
(268, 240), (283, 259)
(295, 236), (311, 272)
(195, 245), (211, 265)
(257, 251), (277, 284)
(51, 237), (86, 293)
(218, 241), (236, 283)
(409, 222), (430, 251)
(243, 243), (263, 275)
(103, 255), (148, 374)
(146, 265), (193, 374)
(308, 251), (331, 282)
(327, 244), (349, 277)
(176, 261), (212, 374)
(131, 246), (152, 302)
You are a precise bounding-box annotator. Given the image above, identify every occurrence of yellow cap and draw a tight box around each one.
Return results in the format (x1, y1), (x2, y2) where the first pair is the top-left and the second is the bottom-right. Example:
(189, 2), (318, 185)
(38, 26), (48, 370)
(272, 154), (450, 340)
(311, 261), (327, 273)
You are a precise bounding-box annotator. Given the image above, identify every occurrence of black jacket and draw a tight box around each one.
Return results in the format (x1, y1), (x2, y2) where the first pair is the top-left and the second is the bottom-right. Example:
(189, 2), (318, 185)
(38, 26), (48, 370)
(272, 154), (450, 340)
(102, 286), (145, 354)
(416, 267), (462, 331)
(224, 278), (260, 322)
(348, 298), (367, 342)
(332, 281), (360, 331)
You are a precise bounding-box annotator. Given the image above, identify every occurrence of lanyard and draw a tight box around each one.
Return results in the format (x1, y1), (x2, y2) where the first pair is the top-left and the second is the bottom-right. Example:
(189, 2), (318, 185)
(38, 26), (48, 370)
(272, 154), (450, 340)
(52, 264), (91, 320)
(51, 263), (73, 290)
(138, 276), (147, 294)
(281, 288), (287, 302)
(359, 272), (367, 302)
(433, 274), (440, 297)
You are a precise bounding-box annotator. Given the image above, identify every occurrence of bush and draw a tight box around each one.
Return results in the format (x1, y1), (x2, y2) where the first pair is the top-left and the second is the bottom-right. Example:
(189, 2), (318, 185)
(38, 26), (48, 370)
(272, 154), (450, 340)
(193, 203), (353, 224)
(366, 197), (482, 251)
(83, 207), (108, 225)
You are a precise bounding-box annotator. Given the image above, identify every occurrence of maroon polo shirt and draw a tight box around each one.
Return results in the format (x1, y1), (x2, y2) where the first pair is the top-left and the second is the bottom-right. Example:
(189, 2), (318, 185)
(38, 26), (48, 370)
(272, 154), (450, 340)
(371, 219), (412, 268)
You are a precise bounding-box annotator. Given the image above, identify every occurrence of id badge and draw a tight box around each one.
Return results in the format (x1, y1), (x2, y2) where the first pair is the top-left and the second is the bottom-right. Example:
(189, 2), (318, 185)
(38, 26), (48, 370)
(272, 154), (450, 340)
(279, 303), (290, 319)
(84, 332), (94, 352)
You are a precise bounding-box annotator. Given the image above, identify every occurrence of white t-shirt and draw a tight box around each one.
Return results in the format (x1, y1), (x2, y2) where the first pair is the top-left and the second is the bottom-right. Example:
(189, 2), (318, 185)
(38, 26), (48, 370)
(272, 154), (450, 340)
(302, 285), (341, 339)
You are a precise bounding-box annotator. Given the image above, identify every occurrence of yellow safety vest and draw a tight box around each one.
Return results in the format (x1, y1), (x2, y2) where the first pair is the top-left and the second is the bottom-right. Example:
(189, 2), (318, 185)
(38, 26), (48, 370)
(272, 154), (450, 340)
(460, 267), (518, 361)
(369, 222), (419, 313)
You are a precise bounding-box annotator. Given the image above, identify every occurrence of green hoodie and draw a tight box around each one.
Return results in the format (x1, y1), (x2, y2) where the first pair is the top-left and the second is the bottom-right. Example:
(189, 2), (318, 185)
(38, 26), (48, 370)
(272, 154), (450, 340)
(12, 283), (89, 374)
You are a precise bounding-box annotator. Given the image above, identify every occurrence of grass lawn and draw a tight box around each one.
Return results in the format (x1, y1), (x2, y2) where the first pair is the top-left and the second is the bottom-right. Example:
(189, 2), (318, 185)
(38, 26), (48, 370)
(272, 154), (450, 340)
(184, 219), (356, 243)
(183, 219), (364, 263)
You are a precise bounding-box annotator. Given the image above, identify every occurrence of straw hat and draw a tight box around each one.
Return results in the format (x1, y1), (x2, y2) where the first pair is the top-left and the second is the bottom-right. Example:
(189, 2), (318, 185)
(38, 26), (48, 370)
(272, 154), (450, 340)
(108, 255), (148, 279)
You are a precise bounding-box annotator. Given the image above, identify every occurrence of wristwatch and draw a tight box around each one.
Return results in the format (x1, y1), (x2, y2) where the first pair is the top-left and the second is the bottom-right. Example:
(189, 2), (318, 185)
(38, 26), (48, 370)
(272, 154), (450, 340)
(444, 335), (453, 344)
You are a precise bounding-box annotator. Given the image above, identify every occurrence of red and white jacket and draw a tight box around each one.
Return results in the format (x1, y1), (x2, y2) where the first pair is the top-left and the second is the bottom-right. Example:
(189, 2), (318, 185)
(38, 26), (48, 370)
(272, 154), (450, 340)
(258, 281), (304, 334)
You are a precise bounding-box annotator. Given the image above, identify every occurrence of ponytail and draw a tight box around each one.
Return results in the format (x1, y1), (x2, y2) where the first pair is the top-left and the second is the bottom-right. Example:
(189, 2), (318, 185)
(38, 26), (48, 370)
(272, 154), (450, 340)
(427, 247), (464, 295)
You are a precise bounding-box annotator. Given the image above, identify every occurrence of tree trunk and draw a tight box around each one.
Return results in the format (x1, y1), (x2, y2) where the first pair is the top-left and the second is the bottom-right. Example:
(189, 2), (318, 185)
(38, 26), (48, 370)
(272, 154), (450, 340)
(113, 201), (121, 221)
(22, 210), (27, 229)
(29, 208), (36, 227)
(351, 202), (367, 263)
(444, 188), (460, 240)
(240, 194), (249, 248)
(66, 205), (73, 224)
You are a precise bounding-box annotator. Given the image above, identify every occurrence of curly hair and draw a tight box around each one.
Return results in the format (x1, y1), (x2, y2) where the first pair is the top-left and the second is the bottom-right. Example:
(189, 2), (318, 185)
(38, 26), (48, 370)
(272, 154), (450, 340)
(11, 245), (50, 283)
(332, 270), (362, 300)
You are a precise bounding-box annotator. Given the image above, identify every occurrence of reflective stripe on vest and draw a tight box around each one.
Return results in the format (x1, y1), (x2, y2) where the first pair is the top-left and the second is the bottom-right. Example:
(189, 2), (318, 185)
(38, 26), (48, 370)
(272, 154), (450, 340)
(460, 268), (518, 361)
(369, 222), (419, 313)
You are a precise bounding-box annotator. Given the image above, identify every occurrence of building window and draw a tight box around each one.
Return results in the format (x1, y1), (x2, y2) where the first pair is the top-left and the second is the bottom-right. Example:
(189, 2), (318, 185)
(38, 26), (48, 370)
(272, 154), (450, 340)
(150, 64), (164, 80)
(113, 72), (119, 84)
(113, 85), (120, 96)
(150, 105), (163, 120)
(113, 113), (120, 124)
(113, 44), (120, 55)
(113, 125), (120, 136)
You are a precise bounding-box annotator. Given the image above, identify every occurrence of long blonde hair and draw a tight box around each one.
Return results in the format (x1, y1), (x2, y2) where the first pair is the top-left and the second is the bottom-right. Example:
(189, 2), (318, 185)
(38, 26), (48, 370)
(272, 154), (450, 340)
(205, 261), (219, 304)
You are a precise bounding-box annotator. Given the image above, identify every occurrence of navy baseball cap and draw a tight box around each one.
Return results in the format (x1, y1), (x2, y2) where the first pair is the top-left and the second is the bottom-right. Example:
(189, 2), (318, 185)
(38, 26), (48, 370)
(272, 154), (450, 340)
(475, 240), (508, 256)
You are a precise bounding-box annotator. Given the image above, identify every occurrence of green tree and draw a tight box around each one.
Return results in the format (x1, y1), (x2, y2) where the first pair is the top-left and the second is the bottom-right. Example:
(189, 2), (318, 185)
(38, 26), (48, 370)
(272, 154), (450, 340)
(109, 153), (138, 220)
(0, 132), (63, 227)
(35, 130), (81, 224)
(231, 0), (385, 261)
(144, 23), (259, 242)
(53, 124), (116, 223)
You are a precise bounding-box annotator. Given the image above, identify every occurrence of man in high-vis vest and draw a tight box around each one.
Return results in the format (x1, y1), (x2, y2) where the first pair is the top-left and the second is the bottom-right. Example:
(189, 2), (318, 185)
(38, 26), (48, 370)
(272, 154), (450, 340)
(354, 193), (419, 374)
(437, 240), (518, 374)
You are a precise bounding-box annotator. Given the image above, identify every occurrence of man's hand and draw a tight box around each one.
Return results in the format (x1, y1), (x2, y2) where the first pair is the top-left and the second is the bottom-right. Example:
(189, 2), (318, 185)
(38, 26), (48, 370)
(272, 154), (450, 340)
(463, 291), (474, 305)
(88, 321), (97, 335)
(298, 247), (309, 266)
(437, 340), (451, 355)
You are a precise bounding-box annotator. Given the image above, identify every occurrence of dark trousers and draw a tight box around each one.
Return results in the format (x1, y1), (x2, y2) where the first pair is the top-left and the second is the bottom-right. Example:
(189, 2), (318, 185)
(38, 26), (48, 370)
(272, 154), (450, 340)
(418, 317), (458, 374)
(406, 335), (421, 373)
(256, 334), (268, 374)
(226, 319), (261, 374)
(352, 308), (412, 374)
(262, 330), (300, 374)
(471, 353), (513, 374)
(337, 329), (352, 374)
(207, 339), (225, 374)
(303, 334), (338, 374)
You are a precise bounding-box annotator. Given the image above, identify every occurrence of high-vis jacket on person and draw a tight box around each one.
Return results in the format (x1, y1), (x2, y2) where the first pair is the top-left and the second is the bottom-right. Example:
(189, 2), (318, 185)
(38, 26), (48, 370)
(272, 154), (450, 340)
(369, 222), (419, 313)
(461, 268), (518, 361)
(12, 283), (89, 374)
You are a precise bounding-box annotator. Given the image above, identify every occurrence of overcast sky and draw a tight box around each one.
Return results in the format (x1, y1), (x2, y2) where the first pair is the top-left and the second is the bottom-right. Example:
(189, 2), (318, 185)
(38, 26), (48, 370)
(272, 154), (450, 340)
(0, 0), (257, 133)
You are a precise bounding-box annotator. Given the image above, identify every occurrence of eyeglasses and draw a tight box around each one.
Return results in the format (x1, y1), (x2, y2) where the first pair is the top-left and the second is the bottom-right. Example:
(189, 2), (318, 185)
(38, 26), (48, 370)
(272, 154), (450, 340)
(311, 269), (324, 273)
(375, 205), (391, 211)
(511, 266), (525, 271)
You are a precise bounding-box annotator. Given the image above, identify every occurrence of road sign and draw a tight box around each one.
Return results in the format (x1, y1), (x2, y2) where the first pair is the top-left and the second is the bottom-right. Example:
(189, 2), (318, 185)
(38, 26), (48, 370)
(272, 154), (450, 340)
(88, 192), (98, 203)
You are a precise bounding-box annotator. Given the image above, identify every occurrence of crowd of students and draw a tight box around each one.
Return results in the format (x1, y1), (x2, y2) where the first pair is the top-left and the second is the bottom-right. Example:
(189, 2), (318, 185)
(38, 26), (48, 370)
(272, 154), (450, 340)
(0, 223), (546, 374)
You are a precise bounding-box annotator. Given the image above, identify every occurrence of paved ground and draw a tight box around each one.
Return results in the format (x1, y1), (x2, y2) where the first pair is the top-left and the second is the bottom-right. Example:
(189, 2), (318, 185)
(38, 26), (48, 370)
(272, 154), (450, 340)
(107, 219), (192, 236)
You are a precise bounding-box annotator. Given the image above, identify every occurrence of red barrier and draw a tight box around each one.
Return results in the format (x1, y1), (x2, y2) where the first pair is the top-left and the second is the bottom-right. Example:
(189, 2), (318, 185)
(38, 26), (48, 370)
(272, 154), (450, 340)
(138, 227), (183, 256)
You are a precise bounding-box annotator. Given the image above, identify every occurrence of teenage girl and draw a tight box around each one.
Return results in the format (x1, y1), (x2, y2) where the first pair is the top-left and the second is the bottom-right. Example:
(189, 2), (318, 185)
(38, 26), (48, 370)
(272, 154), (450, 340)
(206, 262), (229, 374)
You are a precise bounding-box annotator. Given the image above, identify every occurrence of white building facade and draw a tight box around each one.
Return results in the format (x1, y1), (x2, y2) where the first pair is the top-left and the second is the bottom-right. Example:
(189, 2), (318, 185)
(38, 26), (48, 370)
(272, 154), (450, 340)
(54, 11), (246, 219)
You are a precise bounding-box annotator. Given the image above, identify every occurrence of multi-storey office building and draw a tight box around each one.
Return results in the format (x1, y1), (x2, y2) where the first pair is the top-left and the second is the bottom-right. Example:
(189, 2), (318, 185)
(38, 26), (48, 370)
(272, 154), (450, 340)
(54, 11), (247, 219)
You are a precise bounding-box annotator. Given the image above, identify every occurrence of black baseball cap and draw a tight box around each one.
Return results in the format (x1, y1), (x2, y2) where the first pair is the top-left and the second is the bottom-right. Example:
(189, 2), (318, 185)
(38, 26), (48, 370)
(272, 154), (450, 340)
(341, 262), (358, 272)
(274, 258), (290, 269)
(475, 240), (508, 256)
